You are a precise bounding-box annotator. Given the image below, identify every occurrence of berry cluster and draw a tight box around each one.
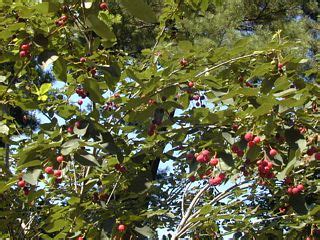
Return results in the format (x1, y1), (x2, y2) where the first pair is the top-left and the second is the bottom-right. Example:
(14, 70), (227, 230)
(55, 15), (68, 27)
(76, 87), (88, 99)
(19, 43), (31, 58)
(244, 132), (261, 148)
(287, 184), (304, 195)
(104, 101), (118, 111)
(257, 159), (275, 179)
(209, 173), (226, 186)
(17, 178), (29, 195)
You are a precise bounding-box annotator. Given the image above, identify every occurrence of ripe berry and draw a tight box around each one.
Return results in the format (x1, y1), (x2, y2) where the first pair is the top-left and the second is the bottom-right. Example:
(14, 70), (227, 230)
(287, 187), (293, 195)
(193, 95), (200, 101)
(117, 224), (126, 232)
(269, 149), (278, 157)
(19, 50), (28, 58)
(209, 177), (221, 186)
(237, 150), (244, 157)
(75, 121), (81, 128)
(315, 152), (320, 160)
(297, 184), (304, 192)
(78, 99), (83, 105)
(18, 180), (26, 188)
(56, 20), (65, 26)
(292, 187), (299, 195)
(90, 68), (96, 76)
(186, 152), (194, 160)
(253, 136), (261, 144)
(232, 124), (239, 131)
(247, 141), (255, 148)
(278, 63), (283, 70)
(20, 43), (30, 51)
(244, 132), (253, 141)
(217, 173), (226, 181)
(23, 187), (30, 196)
(80, 57), (86, 63)
(77, 237), (84, 240)
(209, 158), (219, 167)
(99, 2), (108, 10)
(180, 58), (188, 67)
(45, 166), (54, 174)
(53, 170), (62, 178)
(67, 126), (74, 133)
(56, 155), (64, 163)
(196, 154), (204, 163)
(188, 81), (194, 88)
(189, 175), (196, 182)
(60, 15), (68, 21)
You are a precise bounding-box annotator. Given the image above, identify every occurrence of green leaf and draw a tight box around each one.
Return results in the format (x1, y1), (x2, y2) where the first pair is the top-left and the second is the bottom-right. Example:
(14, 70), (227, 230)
(134, 226), (156, 237)
(39, 83), (52, 95)
(83, 78), (104, 104)
(199, 204), (212, 215)
(74, 150), (100, 166)
(17, 160), (42, 171)
(222, 132), (234, 145)
(23, 169), (41, 185)
(276, 158), (296, 180)
(120, 0), (157, 23)
(289, 194), (308, 215)
(61, 139), (80, 155)
(53, 57), (67, 82)
(74, 124), (89, 136)
(86, 14), (116, 41)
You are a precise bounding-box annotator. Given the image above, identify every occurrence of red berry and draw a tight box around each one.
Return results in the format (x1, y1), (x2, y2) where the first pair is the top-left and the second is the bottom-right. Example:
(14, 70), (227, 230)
(253, 136), (261, 144)
(278, 63), (283, 70)
(78, 99), (83, 105)
(53, 170), (62, 178)
(67, 126), (74, 133)
(237, 149), (244, 157)
(193, 95), (200, 101)
(315, 152), (320, 160)
(202, 150), (210, 157)
(232, 124), (239, 131)
(196, 154), (205, 163)
(244, 132), (253, 141)
(99, 2), (108, 10)
(218, 173), (226, 181)
(186, 152), (194, 160)
(247, 141), (255, 148)
(19, 50), (28, 58)
(297, 184), (304, 192)
(60, 15), (68, 21)
(284, 177), (292, 185)
(269, 149), (278, 157)
(189, 175), (196, 182)
(18, 180), (26, 188)
(80, 57), (86, 63)
(90, 68), (96, 76)
(292, 187), (299, 195)
(209, 158), (219, 167)
(23, 187), (30, 196)
(77, 237), (84, 240)
(45, 166), (54, 174)
(20, 43), (30, 51)
(56, 20), (64, 26)
(209, 177), (221, 186)
(56, 155), (64, 163)
(55, 177), (62, 184)
(231, 145), (239, 153)
(188, 81), (194, 88)
(287, 187), (293, 195)
(117, 224), (126, 232)
(180, 58), (188, 67)
(75, 121), (81, 128)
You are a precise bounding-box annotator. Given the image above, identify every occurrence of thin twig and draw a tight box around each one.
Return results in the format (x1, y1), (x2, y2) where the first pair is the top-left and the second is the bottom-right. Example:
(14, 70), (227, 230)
(105, 174), (122, 207)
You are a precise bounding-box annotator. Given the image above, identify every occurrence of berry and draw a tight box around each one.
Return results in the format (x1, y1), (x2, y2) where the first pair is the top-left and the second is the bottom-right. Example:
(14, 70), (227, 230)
(20, 43), (30, 51)
(56, 155), (64, 163)
(90, 68), (96, 76)
(209, 177), (221, 186)
(193, 95), (200, 101)
(217, 173), (226, 181)
(180, 58), (188, 67)
(60, 15), (68, 21)
(19, 50), (28, 58)
(244, 132), (253, 141)
(99, 2), (108, 10)
(278, 63), (283, 70)
(186, 152), (194, 160)
(253, 136), (261, 144)
(77, 237), (84, 240)
(284, 177), (292, 185)
(315, 152), (320, 160)
(56, 20), (64, 26)
(292, 187), (299, 195)
(188, 175), (196, 182)
(269, 149), (278, 157)
(232, 124), (239, 131)
(45, 166), (54, 174)
(188, 81), (194, 88)
(237, 149), (244, 157)
(209, 158), (219, 167)
(287, 187), (293, 195)
(53, 170), (62, 178)
(78, 99), (83, 105)
(18, 180), (26, 188)
(117, 224), (126, 232)
(196, 154), (205, 163)
(247, 141), (255, 148)
(67, 126), (74, 133)
(55, 178), (62, 184)
(297, 184), (304, 192)
(74, 121), (81, 128)
(202, 150), (210, 157)
(80, 57), (86, 63)
(23, 187), (30, 196)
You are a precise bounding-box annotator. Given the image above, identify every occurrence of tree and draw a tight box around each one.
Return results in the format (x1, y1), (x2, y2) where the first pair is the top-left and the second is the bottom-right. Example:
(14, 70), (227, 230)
(0, 0), (319, 239)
